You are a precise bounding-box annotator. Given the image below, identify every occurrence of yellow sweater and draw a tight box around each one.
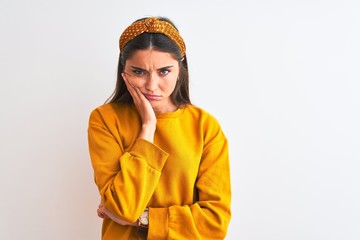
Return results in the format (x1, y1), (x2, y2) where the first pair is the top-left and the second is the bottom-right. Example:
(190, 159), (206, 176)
(88, 103), (231, 240)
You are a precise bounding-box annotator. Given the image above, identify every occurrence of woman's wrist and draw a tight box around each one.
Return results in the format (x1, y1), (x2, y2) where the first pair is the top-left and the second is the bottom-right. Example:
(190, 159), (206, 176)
(138, 125), (155, 142)
(137, 208), (149, 236)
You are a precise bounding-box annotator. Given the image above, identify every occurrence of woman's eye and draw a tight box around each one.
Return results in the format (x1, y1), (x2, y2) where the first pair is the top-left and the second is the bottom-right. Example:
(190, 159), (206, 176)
(159, 69), (170, 75)
(133, 70), (144, 76)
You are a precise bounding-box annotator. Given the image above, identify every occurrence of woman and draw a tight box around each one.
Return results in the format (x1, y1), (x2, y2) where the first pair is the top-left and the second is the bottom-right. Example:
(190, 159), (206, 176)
(88, 16), (231, 239)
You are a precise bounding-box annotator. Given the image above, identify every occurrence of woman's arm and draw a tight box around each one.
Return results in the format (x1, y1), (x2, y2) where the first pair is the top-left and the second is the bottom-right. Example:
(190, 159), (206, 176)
(97, 201), (137, 226)
(94, 137), (231, 239)
(88, 109), (169, 222)
(148, 139), (232, 240)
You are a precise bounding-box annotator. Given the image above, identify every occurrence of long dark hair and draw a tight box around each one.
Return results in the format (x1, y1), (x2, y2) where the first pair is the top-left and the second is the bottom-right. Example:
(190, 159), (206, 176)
(106, 17), (191, 106)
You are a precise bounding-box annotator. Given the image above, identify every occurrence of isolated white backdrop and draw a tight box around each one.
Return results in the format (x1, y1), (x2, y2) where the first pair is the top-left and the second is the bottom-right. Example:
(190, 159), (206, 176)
(1, 0), (359, 239)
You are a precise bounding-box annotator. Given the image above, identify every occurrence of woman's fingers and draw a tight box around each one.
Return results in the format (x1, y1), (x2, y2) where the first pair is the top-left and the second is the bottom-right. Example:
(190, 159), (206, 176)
(97, 201), (105, 218)
(122, 73), (154, 115)
(122, 74), (136, 95)
(96, 200), (137, 226)
(121, 73), (156, 138)
(122, 73), (146, 103)
(97, 209), (105, 218)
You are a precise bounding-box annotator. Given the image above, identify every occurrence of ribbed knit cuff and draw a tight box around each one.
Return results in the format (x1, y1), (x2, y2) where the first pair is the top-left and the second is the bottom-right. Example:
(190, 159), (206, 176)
(147, 208), (168, 239)
(131, 138), (169, 171)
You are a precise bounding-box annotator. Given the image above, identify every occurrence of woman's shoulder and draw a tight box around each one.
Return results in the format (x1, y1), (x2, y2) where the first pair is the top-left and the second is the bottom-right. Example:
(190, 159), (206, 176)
(88, 103), (135, 124)
(183, 105), (224, 134)
(92, 102), (134, 113)
(185, 104), (219, 123)
(185, 104), (227, 141)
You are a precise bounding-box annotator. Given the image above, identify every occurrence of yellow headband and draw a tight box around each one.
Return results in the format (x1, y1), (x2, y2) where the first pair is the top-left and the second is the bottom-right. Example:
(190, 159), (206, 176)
(119, 17), (186, 56)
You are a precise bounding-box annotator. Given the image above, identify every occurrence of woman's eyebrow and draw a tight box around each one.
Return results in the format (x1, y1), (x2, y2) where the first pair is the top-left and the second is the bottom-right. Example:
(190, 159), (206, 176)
(129, 65), (174, 71)
(129, 66), (145, 71)
(158, 65), (174, 70)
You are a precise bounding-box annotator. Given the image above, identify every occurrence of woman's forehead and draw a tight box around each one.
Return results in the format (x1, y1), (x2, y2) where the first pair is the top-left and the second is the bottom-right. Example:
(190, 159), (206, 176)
(126, 49), (178, 68)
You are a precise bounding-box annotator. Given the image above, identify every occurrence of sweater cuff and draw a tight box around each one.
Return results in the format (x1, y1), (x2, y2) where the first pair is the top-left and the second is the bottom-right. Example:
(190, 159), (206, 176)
(131, 138), (169, 171)
(148, 208), (168, 239)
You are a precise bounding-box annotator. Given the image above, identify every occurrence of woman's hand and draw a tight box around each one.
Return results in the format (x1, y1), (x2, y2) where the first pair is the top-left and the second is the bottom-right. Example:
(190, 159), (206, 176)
(122, 73), (156, 142)
(97, 202), (137, 226)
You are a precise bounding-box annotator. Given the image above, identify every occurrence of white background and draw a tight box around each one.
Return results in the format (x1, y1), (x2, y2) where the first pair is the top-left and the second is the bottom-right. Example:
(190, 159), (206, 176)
(1, 0), (359, 239)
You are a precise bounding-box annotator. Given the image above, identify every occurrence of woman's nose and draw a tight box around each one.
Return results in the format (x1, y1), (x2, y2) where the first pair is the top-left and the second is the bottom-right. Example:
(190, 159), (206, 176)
(145, 73), (159, 91)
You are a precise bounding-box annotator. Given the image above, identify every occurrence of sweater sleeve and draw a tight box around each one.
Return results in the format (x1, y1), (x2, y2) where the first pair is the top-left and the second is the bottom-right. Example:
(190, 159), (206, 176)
(88, 109), (169, 222)
(148, 138), (232, 240)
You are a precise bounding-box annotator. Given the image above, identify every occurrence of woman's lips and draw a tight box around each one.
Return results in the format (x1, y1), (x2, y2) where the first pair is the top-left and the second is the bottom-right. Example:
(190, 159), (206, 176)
(143, 93), (161, 101)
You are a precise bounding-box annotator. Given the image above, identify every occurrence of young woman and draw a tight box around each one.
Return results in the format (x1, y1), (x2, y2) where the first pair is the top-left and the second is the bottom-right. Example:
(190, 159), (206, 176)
(88, 16), (231, 239)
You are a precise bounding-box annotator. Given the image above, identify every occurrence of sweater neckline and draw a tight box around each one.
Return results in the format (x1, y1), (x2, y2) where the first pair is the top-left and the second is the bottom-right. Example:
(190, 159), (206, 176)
(156, 104), (187, 119)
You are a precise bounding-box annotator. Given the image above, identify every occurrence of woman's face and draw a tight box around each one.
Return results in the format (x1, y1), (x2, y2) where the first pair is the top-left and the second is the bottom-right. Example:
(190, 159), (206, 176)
(123, 49), (180, 113)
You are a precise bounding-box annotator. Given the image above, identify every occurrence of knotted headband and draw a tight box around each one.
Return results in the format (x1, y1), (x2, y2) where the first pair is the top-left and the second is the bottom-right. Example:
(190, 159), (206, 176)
(119, 17), (186, 56)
